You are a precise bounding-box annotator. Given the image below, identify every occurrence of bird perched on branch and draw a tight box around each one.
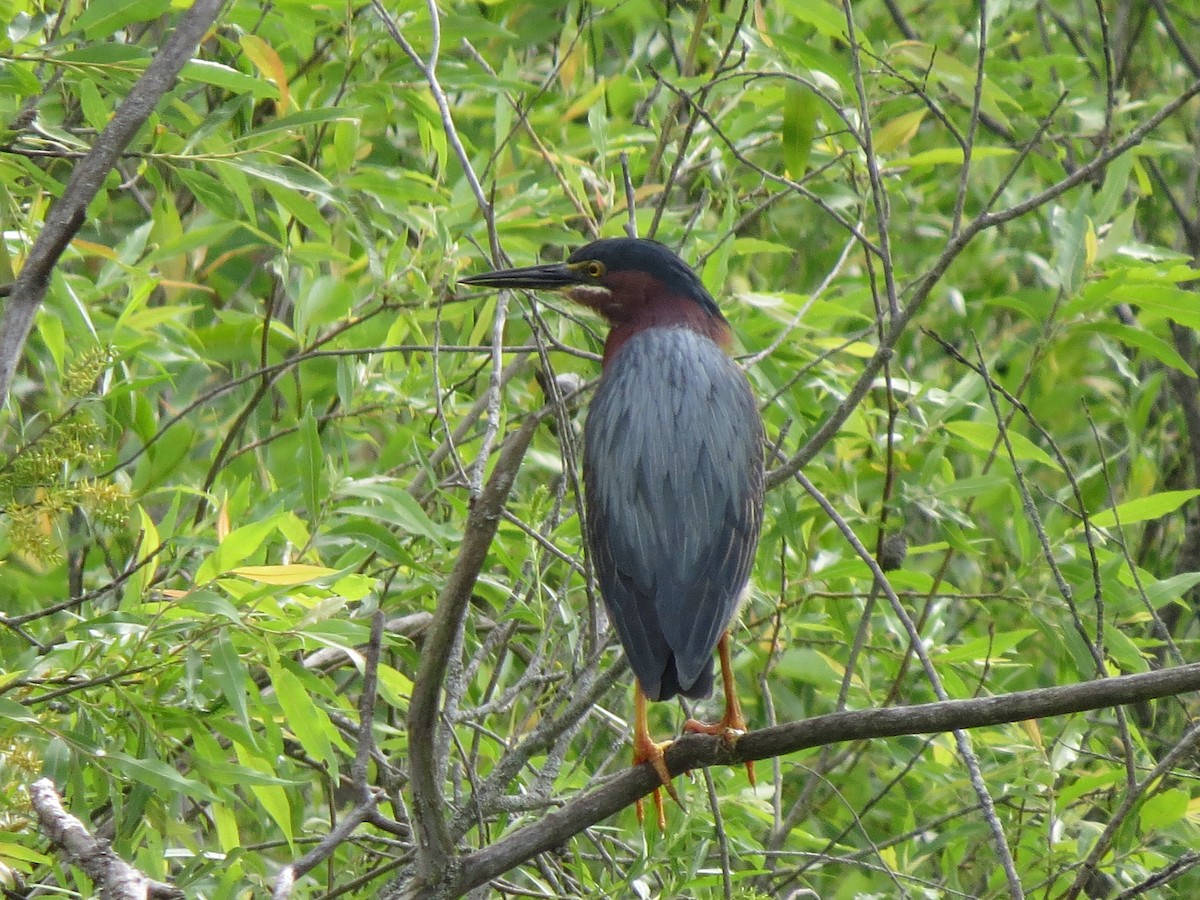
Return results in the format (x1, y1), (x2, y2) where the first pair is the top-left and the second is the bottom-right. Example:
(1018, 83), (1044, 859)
(461, 237), (764, 826)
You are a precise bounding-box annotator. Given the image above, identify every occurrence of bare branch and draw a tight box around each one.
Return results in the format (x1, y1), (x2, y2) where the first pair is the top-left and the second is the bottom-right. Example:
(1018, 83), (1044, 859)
(406, 410), (548, 883)
(412, 663), (1200, 898)
(30, 778), (184, 900)
(0, 0), (228, 401)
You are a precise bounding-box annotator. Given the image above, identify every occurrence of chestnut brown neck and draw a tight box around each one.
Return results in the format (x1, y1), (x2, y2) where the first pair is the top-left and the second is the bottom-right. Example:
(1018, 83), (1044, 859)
(563, 269), (732, 368)
(602, 297), (733, 368)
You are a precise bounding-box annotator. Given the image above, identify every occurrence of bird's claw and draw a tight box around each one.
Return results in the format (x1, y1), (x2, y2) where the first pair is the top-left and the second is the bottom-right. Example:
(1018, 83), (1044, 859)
(682, 717), (745, 739)
(682, 716), (756, 788)
(633, 736), (681, 829)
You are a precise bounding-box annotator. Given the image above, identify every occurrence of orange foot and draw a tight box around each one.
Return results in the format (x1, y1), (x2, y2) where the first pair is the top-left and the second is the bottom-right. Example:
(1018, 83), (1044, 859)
(632, 731), (680, 830)
(683, 632), (755, 787)
(683, 713), (756, 788)
(632, 685), (683, 829)
(681, 715), (753, 787)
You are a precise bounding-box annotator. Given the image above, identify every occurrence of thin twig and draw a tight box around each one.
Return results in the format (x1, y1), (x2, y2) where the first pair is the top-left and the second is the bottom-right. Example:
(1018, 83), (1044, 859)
(795, 470), (1025, 899)
(0, 0), (228, 401)
(766, 74), (1200, 491)
(1064, 721), (1200, 900)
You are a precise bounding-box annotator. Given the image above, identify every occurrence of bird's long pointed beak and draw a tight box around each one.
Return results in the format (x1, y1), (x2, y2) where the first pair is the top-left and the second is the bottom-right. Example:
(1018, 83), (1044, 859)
(459, 261), (586, 291)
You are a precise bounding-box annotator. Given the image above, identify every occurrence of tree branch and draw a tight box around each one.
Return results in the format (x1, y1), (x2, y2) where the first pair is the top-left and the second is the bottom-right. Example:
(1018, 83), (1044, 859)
(765, 73), (1200, 491)
(30, 778), (184, 900)
(0, 0), (227, 401)
(414, 662), (1200, 898)
(406, 410), (549, 885)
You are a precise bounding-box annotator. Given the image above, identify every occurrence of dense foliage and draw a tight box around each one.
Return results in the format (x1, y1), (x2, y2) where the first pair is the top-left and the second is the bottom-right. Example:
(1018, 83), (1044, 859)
(4, 1), (1200, 897)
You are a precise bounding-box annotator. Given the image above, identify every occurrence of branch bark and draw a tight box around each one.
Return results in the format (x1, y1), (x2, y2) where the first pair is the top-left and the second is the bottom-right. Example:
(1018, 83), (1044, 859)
(407, 410), (548, 886)
(30, 778), (184, 900)
(412, 662), (1200, 898)
(0, 0), (227, 401)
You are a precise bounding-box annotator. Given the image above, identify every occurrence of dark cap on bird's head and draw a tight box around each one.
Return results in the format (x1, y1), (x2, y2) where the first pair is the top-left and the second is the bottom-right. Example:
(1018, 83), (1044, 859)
(460, 233), (763, 826)
(459, 237), (723, 323)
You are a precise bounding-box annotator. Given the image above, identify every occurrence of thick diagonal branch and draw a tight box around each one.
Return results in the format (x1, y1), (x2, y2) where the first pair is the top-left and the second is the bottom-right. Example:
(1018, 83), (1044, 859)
(0, 0), (227, 400)
(407, 410), (547, 885)
(416, 661), (1200, 898)
(30, 778), (183, 900)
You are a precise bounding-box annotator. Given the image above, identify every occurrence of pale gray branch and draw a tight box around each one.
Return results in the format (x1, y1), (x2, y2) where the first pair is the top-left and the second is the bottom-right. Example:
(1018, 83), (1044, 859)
(0, 0), (228, 401)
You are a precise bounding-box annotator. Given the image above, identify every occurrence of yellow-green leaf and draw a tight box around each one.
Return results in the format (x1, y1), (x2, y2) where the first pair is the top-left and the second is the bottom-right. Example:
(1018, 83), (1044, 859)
(1088, 489), (1200, 529)
(376, 664), (414, 709)
(135, 504), (160, 598)
(873, 109), (926, 154)
(890, 146), (1016, 169)
(240, 34), (289, 112)
(945, 421), (1061, 471)
(229, 564), (338, 585)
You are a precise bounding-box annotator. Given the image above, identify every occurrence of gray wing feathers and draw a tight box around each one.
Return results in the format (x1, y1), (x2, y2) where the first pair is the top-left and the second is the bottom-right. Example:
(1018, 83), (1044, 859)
(584, 328), (764, 700)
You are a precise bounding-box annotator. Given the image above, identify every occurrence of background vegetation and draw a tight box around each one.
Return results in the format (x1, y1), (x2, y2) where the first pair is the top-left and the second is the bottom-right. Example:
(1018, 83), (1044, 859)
(4, 0), (1200, 897)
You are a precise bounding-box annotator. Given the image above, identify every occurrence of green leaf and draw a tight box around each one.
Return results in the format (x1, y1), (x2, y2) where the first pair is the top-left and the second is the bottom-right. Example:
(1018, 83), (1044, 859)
(937, 630), (1036, 664)
(175, 167), (240, 218)
(1137, 572), (1200, 610)
(891, 41), (1020, 128)
(57, 45), (152, 64)
(106, 751), (219, 801)
(229, 564), (339, 585)
(1094, 152), (1135, 222)
(0, 60), (41, 97)
(239, 108), (361, 143)
(0, 839), (52, 866)
(1080, 321), (1196, 376)
(376, 664), (415, 708)
(1139, 788), (1189, 831)
(779, 0), (850, 42)
(1103, 626), (1149, 673)
(1111, 283), (1200, 330)
(0, 697), (37, 723)
(732, 238), (795, 256)
(195, 517), (280, 584)
(134, 505), (160, 599)
(180, 60), (278, 99)
(781, 81), (818, 178)
(1087, 489), (1200, 529)
(211, 157), (335, 200)
(74, 0), (170, 39)
(208, 631), (251, 729)
(76, 77), (110, 131)
(335, 479), (456, 543)
(1052, 195), (1091, 295)
(233, 741), (294, 845)
(945, 421), (1061, 471)
(889, 146), (1016, 168)
(873, 109), (926, 154)
(299, 405), (324, 520)
(270, 664), (338, 774)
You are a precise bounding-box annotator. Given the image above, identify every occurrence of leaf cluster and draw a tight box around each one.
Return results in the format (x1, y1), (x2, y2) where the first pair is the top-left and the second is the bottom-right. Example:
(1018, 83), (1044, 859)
(3, 1), (1200, 898)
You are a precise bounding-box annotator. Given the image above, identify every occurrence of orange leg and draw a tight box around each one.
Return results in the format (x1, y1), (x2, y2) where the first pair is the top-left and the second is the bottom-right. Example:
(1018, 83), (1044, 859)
(683, 633), (756, 787)
(632, 683), (681, 829)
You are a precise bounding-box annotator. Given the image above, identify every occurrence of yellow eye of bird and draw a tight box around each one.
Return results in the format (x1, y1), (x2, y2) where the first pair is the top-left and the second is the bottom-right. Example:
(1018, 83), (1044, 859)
(586, 260), (605, 278)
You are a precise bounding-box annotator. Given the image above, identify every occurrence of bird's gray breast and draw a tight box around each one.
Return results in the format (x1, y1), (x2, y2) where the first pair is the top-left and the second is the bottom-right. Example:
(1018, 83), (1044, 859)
(582, 326), (763, 688)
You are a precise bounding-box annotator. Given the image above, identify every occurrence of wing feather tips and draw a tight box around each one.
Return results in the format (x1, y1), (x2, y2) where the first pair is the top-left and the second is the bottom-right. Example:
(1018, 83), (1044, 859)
(582, 326), (764, 702)
(659, 655), (715, 701)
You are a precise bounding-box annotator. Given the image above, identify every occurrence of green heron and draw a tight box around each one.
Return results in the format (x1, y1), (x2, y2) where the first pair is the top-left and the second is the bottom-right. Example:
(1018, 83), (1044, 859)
(461, 237), (764, 825)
